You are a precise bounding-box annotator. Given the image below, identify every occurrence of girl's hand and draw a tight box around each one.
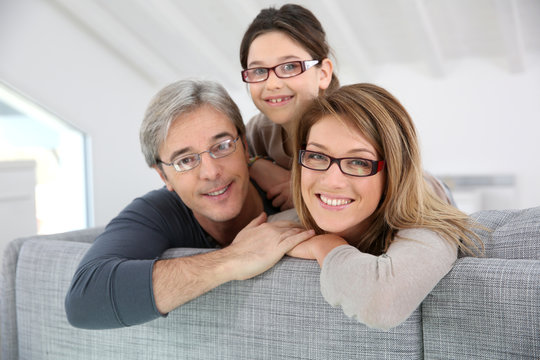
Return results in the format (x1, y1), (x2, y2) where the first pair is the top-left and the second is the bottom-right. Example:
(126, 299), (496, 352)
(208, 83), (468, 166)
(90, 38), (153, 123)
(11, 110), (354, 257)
(249, 159), (293, 210)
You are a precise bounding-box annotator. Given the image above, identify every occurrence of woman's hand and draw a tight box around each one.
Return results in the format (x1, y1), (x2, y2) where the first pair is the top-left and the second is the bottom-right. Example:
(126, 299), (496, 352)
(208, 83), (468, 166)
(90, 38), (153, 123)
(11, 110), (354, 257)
(287, 234), (348, 267)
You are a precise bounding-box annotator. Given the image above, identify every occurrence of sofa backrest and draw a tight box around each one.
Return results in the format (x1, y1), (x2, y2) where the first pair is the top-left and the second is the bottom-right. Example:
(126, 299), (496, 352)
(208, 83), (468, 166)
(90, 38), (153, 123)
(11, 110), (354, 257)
(5, 239), (423, 359)
(422, 206), (540, 359)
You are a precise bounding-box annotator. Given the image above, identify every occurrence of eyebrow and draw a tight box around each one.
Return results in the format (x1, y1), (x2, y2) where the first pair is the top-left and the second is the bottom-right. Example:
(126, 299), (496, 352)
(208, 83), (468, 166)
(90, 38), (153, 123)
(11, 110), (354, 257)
(168, 131), (236, 161)
(306, 142), (377, 158)
(247, 55), (303, 68)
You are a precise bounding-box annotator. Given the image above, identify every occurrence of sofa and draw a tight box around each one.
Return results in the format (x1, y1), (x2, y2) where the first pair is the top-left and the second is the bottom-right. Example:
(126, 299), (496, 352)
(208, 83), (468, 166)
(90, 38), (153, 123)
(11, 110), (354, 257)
(1, 206), (539, 359)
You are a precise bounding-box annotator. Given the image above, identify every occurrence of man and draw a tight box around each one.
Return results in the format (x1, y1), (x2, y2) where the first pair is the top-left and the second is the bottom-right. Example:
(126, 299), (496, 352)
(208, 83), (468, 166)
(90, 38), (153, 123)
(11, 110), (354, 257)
(65, 80), (312, 329)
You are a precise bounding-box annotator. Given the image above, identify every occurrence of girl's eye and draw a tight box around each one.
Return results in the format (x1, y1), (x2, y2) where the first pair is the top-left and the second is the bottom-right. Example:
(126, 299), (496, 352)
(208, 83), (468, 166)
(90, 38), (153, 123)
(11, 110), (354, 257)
(253, 68), (268, 76)
(281, 62), (300, 73)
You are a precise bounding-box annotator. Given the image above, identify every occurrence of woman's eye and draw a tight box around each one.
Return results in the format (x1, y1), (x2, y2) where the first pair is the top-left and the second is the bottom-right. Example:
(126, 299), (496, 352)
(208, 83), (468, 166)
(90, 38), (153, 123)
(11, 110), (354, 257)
(307, 152), (327, 161)
(348, 159), (370, 168)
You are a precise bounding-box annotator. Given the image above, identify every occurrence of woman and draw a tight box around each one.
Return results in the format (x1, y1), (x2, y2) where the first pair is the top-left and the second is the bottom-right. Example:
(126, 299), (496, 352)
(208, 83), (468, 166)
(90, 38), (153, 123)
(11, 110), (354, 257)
(289, 83), (482, 330)
(239, 4), (451, 210)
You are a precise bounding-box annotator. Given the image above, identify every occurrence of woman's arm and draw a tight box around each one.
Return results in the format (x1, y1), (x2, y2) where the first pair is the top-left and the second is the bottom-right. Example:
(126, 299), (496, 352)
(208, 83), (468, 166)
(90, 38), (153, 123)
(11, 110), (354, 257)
(320, 229), (457, 330)
(288, 229), (457, 330)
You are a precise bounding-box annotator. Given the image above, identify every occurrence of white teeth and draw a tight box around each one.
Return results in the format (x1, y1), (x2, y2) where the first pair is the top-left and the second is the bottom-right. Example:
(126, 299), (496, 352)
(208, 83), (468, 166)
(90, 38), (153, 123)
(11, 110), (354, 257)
(268, 97), (290, 103)
(320, 194), (352, 206)
(207, 186), (228, 196)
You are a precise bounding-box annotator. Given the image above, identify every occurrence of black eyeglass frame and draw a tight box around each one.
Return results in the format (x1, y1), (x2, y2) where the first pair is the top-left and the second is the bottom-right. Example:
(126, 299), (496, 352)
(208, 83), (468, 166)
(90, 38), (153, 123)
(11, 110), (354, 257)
(298, 150), (385, 177)
(160, 136), (241, 173)
(241, 60), (320, 83)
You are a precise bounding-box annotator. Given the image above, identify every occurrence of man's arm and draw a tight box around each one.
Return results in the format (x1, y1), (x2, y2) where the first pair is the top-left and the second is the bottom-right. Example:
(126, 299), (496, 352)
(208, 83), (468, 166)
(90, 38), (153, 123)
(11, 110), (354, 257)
(152, 212), (314, 314)
(65, 190), (312, 329)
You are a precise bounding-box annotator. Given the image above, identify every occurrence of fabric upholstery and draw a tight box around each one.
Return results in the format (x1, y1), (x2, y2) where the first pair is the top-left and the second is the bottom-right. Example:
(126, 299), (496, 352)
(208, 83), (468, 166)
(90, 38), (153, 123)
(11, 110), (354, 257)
(2, 207), (539, 359)
(13, 240), (421, 360)
(0, 227), (103, 360)
(468, 206), (540, 259)
(422, 257), (540, 359)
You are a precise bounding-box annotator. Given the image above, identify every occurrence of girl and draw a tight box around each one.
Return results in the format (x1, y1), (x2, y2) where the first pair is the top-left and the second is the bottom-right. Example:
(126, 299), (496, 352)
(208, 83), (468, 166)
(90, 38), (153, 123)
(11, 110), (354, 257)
(240, 4), (451, 210)
(289, 83), (482, 330)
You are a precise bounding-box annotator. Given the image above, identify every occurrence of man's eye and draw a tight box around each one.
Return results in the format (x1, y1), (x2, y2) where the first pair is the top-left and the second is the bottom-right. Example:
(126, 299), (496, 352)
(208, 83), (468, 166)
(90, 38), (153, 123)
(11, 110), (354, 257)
(215, 141), (231, 152)
(177, 156), (197, 166)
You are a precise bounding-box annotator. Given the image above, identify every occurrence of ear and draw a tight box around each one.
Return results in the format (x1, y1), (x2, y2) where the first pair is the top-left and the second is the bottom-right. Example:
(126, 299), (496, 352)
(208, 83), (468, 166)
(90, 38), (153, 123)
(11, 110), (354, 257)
(153, 165), (174, 192)
(318, 58), (334, 91)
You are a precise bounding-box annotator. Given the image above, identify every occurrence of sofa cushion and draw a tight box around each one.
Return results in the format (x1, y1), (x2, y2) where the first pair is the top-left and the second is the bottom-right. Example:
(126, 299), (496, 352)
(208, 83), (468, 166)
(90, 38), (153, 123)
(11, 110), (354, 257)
(14, 240), (423, 359)
(468, 206), (540, 259)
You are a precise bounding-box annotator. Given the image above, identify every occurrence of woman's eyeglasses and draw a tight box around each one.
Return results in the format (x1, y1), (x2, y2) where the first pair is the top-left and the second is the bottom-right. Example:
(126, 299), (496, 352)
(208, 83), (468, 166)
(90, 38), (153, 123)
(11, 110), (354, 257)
(299, 150), (385, 177)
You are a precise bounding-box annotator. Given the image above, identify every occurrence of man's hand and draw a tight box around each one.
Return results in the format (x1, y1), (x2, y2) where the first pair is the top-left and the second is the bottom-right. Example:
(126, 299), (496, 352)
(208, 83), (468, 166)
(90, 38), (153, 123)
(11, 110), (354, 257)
(153, 212), (313, 314)
(287, 234), (348, 267)
(249, 159), (293, 210)
(224, 212), (315, 280)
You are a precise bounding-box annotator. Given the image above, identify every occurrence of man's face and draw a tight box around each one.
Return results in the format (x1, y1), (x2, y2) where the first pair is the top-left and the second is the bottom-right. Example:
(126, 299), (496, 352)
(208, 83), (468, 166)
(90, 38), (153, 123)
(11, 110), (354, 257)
(156, 105), (250, 223)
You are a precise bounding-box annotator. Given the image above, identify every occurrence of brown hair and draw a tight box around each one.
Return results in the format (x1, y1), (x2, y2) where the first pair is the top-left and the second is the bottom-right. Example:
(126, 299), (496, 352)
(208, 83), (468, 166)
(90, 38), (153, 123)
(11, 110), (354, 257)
(292, 83), (482, 255)
(240, 4), (339, 94)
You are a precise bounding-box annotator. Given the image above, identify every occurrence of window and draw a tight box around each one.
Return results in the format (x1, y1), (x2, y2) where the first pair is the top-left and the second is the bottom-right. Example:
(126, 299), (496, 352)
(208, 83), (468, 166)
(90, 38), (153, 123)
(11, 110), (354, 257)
(0, 82), (89, 234)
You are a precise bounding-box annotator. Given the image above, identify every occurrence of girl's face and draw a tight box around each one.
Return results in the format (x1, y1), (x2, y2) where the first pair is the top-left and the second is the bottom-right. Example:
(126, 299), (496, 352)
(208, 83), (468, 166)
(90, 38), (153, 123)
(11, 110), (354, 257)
(300, 116), (385, 241)
(246, 31), (332, 127)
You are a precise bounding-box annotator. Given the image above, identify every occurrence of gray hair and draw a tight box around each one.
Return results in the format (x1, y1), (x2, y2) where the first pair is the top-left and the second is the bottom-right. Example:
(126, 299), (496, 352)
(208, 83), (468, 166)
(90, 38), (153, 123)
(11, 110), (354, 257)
(140, 79), (245, 167)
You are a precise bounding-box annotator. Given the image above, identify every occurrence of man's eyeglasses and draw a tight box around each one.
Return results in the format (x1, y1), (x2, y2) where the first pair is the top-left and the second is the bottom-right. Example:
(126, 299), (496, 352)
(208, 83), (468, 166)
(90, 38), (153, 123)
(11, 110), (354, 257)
(160, 137), (240, 173)
(241, 60), (320, 83)
(299, 150), (385, 177)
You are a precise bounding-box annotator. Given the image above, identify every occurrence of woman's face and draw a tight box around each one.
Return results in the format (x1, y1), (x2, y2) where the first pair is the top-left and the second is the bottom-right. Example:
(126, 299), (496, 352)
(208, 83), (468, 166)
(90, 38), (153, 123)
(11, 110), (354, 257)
(246, 31), (332, 128)
(301, 116), (385, 241)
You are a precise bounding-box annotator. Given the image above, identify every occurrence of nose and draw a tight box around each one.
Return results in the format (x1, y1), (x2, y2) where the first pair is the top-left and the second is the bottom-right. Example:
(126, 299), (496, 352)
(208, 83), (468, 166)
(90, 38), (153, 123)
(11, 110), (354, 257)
(265, 69), (283, 90)
(319, 162), (347, 188)
(197, 152), (221, 180)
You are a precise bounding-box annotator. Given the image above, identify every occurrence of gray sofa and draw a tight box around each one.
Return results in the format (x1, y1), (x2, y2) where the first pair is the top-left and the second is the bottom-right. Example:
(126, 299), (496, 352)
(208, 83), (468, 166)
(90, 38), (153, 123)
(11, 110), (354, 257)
(1, 207), (539, 359)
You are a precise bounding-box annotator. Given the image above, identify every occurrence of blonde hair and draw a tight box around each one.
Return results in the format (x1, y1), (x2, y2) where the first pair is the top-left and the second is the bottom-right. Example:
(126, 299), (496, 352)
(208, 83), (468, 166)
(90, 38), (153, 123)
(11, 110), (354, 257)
(292, 83), (482, 256)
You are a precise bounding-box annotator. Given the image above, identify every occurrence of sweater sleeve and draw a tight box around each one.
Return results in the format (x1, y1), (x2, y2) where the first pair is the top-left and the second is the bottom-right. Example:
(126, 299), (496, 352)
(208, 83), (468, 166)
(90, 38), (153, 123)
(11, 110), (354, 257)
(320, 228), (457, 330)
(65, 189), (207, 329)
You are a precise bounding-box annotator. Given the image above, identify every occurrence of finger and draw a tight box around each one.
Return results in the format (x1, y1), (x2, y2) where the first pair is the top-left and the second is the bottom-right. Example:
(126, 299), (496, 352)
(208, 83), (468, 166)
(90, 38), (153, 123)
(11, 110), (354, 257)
(280, 229), (315, 252)
(280, 198), (294, 211)
(272, 193), (286, 208)
(266, 183), (282, 199)
(268, 220), (304, 229)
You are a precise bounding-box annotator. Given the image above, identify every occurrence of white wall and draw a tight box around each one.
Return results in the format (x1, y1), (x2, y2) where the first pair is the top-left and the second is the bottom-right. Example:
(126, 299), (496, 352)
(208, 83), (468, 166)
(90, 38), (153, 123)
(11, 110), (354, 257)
(371, 59), (540, 209)
(0, 0), (162, 226)
(1, 0), (539, 229)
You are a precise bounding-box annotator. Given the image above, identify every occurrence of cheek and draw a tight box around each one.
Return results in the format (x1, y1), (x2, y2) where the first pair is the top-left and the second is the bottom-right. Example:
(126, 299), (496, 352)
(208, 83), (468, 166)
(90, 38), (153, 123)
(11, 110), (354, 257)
(248, 83), (262, 99)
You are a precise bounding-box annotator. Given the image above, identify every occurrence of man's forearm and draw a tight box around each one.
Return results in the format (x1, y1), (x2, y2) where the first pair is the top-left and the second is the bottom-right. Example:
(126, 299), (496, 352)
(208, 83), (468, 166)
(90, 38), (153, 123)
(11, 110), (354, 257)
(152, 249), (235, 314)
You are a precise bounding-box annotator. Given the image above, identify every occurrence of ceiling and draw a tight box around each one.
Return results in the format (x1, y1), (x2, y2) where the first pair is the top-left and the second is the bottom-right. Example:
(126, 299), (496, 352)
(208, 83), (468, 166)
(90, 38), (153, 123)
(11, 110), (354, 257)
(48, 0), (540, 94)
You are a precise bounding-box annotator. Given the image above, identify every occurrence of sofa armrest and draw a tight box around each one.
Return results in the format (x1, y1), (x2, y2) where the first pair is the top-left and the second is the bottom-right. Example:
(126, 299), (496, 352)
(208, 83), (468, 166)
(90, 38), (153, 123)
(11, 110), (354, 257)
(1, 227), (103, 360)
(422, 257), (540, 359)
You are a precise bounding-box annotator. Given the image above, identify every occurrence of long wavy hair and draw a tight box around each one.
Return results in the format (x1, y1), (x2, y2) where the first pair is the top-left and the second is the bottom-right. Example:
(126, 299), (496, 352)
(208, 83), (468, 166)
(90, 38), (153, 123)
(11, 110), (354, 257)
(292, 83), (483, 256)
